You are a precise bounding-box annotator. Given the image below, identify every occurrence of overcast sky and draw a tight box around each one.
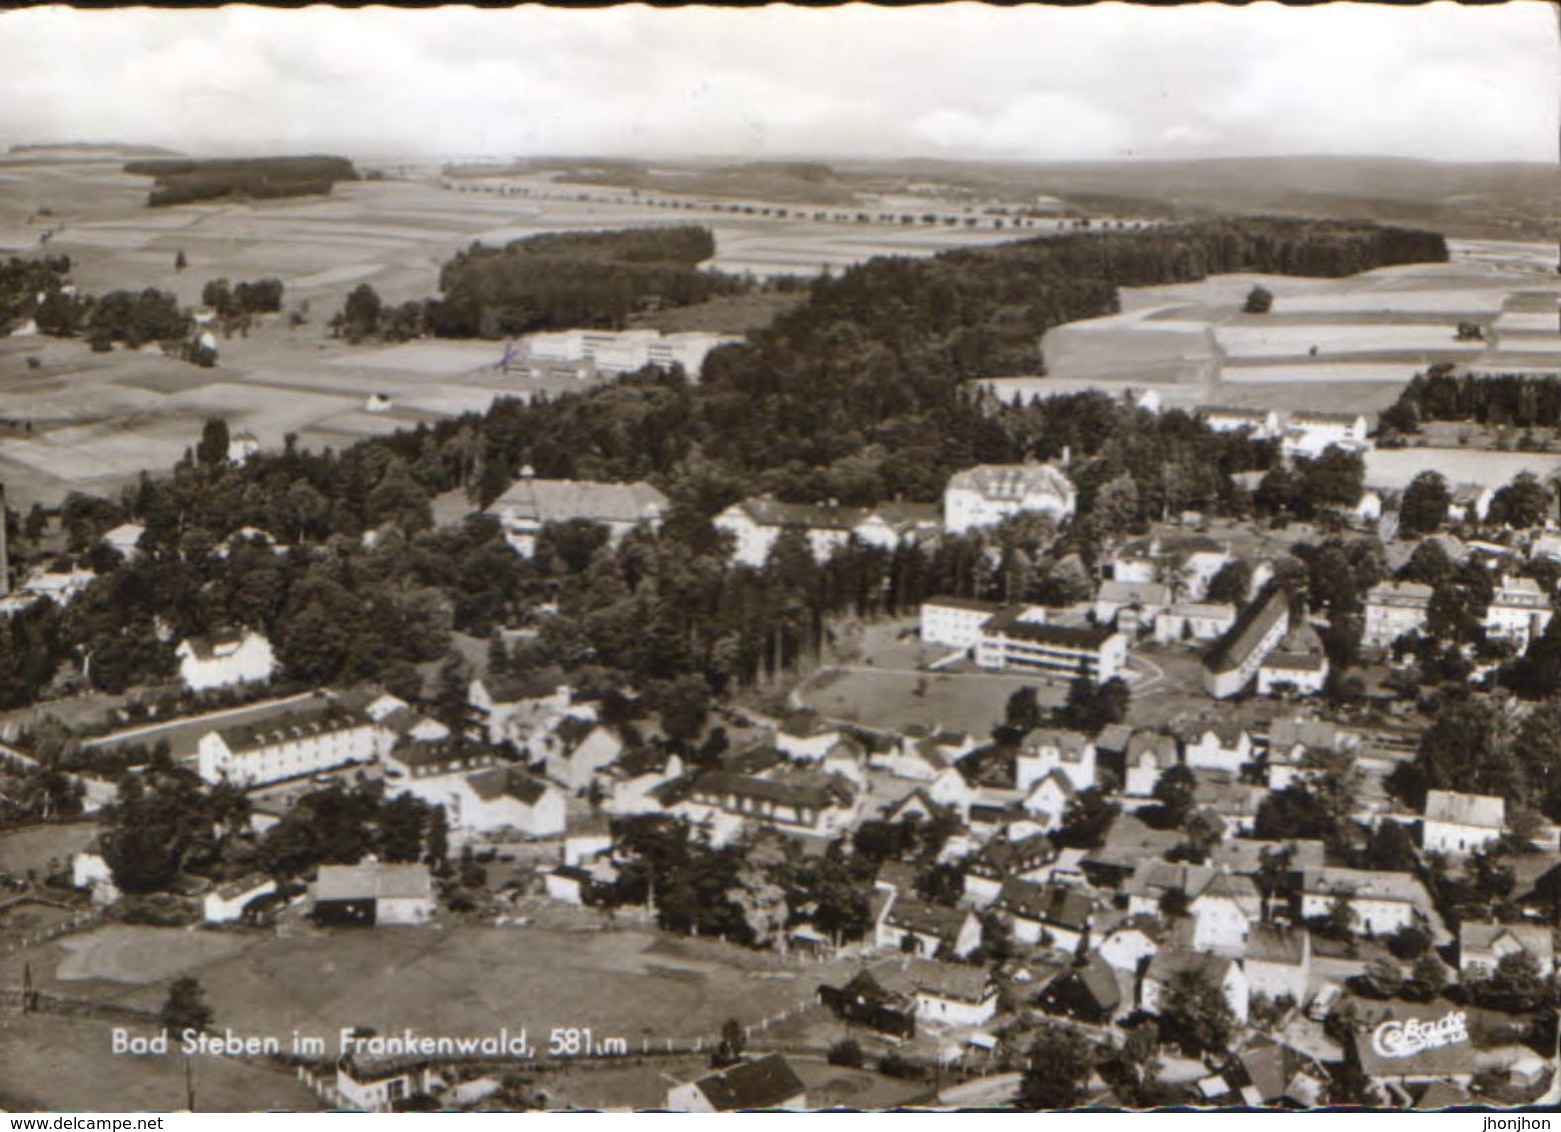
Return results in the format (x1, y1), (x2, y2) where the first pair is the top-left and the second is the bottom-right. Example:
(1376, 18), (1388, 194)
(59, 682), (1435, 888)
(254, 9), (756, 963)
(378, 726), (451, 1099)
(0, 3), (1554, 164)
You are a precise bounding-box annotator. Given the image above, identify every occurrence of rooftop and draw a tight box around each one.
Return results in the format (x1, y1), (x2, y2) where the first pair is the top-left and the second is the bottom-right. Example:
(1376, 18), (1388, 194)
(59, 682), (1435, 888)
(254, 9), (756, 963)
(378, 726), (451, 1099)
(487, 478), (669, 526)
(314, 862), (432, 903)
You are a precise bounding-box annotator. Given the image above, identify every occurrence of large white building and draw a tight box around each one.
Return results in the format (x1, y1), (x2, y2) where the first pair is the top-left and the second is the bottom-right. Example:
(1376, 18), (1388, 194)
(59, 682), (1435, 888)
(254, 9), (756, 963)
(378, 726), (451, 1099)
(1362, 581), (1433, 648)
(520, 328), (742, 382)
(197, 702), (389, 787)
(1202, 589), (1290, 699)
(1484, 576), (1553, 648)
(1281, 411), (1371, 459)
(1196, 406), (1280, 440)
(714, 496), (939, 568)
(485, 475), (669, 557)
(975, 607), (1128, 681)
(943, 463), (1076, 535)
(920, 596), (1003, 650)
(175, 629), (276, 693)
(1422, 790), (1505, 858)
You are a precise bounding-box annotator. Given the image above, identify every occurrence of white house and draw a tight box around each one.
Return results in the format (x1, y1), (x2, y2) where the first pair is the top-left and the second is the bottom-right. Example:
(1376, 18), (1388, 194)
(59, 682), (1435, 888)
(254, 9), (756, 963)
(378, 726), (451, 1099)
(1203, 589), (1290, 699)
(1093, 580), (1173, 630)
(1282, 411), (1371, 460)
(1362, 581), (1433, 648)
(1197, 406), (1280, 440)
(456, 767), (566, 838)
(1188, 872), (1261, 956)
(943, 463), (1076, 535)
(665, 1054), (807, 1113)
(714, 496), (939, 568)
(1021, 769), (1076, 832)
(1142, 948), (1250, 1024)
(1243, 923), (1312, 1006)
(1422, 790), (1505, 858)
(485, 475), (669, 557)
(101, 523), (145, 561)
(175, 629), (276, 693)
(1155, 602), (1237, 645)
(1484, 576), (1553, 648)
(1016, 728), (1096, 793)
(1098, 919), (1162, 974)
(1179, 720), (1253, 775)
(336, 1057), (439, 1113)
(311, 862), (435, 926)
(904, 961), (1000, 1028)
(202, 874), (276, 923)
(1123, 731), (1179, 797)
(1459, 922), (1554, 977)
(920, 596), (1002, 650)
(774, 717), (843, 763)
(1299, 868), (1439, 939)
(1257, 624), (1330, 697)
(197, 703), (388, 788)
(993, 878), (1093, 955)
(875, 891), (982, 959)
(227, 431), (261, 465)
(545, 725), (624, 794)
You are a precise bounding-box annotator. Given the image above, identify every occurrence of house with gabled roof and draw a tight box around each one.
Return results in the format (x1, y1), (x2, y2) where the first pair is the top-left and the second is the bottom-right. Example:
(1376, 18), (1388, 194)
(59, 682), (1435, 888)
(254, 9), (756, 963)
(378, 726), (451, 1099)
(873, 958), (1000, 1028)
(1422, 790), (1505, 858)
(1243, 923), (1312, 1006)
(1203, 587), (1290, 699)
(944, 462), (1076, 534)
(197, 699), (388, 788)
(665, 1053), (807, 1113)
(1299, 867), (1444, 941)
(1177, 718), (1253, 776)
(1458, 921), (1554, 977)
(1016, 728), (1096, 793)
(875, 891), (982, 959)
(993, 877), (1094, 956)
(1190, 871), (1262, 955)
(1142, 947), (1250, 1024)
(1097, 916), (1162, 975)
(774, 715), (843, 763)
(1121, 731), (1178, 798)
(545, 724), (623, 794)
(1036, 951), (1131, 1026)
(203, 873), (276, 924)
(962, 832), (1056, 907)
(1021, 769), (1076, 833)
(467, 674), (572, 748)
(486, 475), (669, 558)
(176, 628), (276, 693)
(310, 862), (434, 926)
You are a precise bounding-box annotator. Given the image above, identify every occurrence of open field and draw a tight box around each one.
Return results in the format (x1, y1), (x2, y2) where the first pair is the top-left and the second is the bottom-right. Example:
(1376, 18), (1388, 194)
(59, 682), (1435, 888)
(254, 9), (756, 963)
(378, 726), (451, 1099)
(1, 924), (858, 1050)
(0, 1014), (323, 1112)
(1363, 446), (1561, 491)
(798, 666), (1066, 736)
(0, 822), (97, 877)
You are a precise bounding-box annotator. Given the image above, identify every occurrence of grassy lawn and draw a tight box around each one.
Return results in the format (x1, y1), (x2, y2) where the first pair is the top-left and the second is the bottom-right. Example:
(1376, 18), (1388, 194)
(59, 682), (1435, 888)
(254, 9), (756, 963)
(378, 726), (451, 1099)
(7, 923), (860, 1054)
(0, 1014), (324, 1112)
(0, 821), (98, 878)
(798, 667), (1064, 736)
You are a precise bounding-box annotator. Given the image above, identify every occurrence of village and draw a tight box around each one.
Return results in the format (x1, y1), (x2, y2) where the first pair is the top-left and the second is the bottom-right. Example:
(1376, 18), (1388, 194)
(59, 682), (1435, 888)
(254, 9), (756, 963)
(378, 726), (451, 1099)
(0, 369), (1559, 1111)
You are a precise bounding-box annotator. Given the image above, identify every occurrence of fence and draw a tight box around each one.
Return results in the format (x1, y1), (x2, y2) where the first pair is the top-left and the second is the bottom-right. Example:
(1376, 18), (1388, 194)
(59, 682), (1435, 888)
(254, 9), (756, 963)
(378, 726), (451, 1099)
(0, 905), (105, 957)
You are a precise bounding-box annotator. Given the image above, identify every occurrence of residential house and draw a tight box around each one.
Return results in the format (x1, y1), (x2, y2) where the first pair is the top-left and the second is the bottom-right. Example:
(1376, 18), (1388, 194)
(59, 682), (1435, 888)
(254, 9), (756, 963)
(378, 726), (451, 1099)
(1242, 923), (1313, 1008)
(1363, 581), (1434, 648)
(1155, 602), (1238, 645)
(774, 716), (843, 763)
(197, 701), (389, 788)
(1422, 791), (1505, 858)
(1282, 411), (1371, 460)
(1036, 951), (1131, 1026)
(1458, 922), (1555, 977)
(1202, 588), (1291, 699)
(1189, 872), (1262, 956)
(336, 1057), (439, 1113)
(1228, 1040), (1327, 1108)
(715, 496), (938, 568)
(100, 522), (145, 561)
(1021, 770), (1076, 832)
(665, 1054), (807, 1113)
(817, 968), (918, 1039)
(454, 767), (567, 839)
(71, 847), (119, 905)
(1257, 624), (1330, 697)
(175, 629), (277, 693)
(993, 877), (1093, 955)
(664, 769), (859, 843)
(467, 675), (572, 748)
(976, 608), (1128, 681)
(920, 596), (1003, 651)
(962, 833), (1056, 906)
(227, 430), (261, 464)
(310, 862), (435, 926)
(1142, 948), (1250, 1024)
(1097, 918), (1162, 975)
(1484, 576), (1553, 648)
(943, 462), (1077, 534)
(878, 727), (975, 782)
(601, 749), (685, 818)
(1121, 731), (1179, 797)
(383, 740), (500, 784)
(545, 725), (623, 794)
(894, 959), (1000, 1028)
(1447, 483), (1495, 525)
(544, 865), (594, 906)
(1125, 860), (1217, 919)
(1093, 580), (1173, 633)
(1264, 714), (1358, 792)
(875, 891), (982, 959)
(202, 874), (275, 924)
(1299, 868), (1441, 939)
(485, 475), (669, 557)
(1016, 728), (1096, 793)
(1197, 405), (1280, 440)
(1178, 720), (1253, 776)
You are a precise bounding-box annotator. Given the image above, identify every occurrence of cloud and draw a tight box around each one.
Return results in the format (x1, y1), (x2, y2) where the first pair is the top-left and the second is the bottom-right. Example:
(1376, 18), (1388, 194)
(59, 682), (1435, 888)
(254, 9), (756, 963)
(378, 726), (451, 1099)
(0, 2), (1551, 162)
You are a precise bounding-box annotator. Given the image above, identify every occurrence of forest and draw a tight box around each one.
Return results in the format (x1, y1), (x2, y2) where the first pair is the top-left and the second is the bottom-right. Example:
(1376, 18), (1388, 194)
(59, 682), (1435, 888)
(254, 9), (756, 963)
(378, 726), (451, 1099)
(123, 155), (359, 207)
(1383, 368), (1561, 432)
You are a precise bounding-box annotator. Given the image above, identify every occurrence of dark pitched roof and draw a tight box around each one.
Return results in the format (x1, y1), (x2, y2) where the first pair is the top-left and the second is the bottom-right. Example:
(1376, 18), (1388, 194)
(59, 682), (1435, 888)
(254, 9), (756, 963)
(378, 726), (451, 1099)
(691, 1054), (805, 1111)
(982, 611), (1117, 649)
(216, 703), (369, 753)
(884, 895), (973, 942)
(466, 766), (552, 805)
(1205, 587), (1289, 675)
(995, 878), (1092, 930)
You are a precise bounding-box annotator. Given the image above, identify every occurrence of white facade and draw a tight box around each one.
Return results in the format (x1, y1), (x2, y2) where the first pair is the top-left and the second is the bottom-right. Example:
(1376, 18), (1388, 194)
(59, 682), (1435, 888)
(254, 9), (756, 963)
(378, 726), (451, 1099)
(176, 631), (276, 693)
(1155, 603), (1237, 645)
(1198, 407), (1280, 440)
(546, 726), (623, 794)
(1282, 413), (1371, 460)
(920, 597), (1001, 650)
(1484, 577), (1553, 648)
(523, 328), (741, 381)
(1363, 581), (1433, 648)
(975, 608), (1128, 681)
(1016, 730), (1096, 793)
(203, 876), (276, 923)
(197, 710), (388, 787)
(485, 477), (668, 558)
(943, 463), (1076, 535)
(1422, 790), (1504, 858)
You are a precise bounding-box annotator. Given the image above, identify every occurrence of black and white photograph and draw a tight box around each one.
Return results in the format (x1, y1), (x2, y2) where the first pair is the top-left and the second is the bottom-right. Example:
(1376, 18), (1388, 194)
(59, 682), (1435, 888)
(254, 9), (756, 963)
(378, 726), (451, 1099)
(0, 0), (1556, 1115)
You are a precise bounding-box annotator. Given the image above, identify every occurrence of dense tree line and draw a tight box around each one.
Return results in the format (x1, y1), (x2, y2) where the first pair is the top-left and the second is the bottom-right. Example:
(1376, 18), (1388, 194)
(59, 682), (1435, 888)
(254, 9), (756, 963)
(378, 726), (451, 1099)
(0, 254), (72, 334)
(202, 277), (284, 317)
(1385, 369), (1561, 431)
(124, 155), (358, 208)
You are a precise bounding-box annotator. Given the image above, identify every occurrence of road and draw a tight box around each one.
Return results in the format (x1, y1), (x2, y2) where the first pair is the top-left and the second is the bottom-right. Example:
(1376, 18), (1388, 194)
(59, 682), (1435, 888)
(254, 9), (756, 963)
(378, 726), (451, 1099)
(935, 1071), (1021, 1109)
